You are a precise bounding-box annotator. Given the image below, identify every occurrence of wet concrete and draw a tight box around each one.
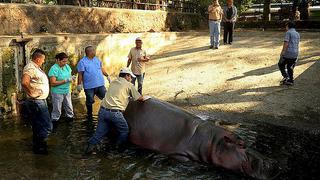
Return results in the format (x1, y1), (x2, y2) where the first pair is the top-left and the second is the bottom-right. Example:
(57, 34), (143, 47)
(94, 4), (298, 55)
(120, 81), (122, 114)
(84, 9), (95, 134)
(0, 105), (319, 179)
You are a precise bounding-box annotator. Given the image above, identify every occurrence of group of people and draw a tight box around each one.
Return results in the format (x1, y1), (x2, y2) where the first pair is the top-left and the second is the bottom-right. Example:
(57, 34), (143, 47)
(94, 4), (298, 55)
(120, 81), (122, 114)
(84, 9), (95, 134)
(22, 38), (149, 154)
(208, 0), (300, 85)
(21, 6), (300, 154)
(208, 0), (237, 49)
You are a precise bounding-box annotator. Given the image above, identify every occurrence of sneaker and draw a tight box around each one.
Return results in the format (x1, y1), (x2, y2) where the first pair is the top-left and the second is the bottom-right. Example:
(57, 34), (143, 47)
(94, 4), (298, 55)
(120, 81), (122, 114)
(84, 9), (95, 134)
(209, 45), (213, 49)
(284, 80), (294, 86)
(280, 78), (288, 85)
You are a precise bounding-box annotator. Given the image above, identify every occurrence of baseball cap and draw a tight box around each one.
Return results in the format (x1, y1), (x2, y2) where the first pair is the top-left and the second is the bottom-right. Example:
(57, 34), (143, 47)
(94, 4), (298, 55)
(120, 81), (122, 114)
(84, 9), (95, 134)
(135, 37), (142, 41)
(119, 67), (136, 78)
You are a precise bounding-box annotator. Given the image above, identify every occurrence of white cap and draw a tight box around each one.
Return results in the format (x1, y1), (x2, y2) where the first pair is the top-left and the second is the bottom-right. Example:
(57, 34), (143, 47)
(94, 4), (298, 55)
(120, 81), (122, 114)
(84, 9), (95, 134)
(119, 67), (136, 78)
(135, 37), (142, 41)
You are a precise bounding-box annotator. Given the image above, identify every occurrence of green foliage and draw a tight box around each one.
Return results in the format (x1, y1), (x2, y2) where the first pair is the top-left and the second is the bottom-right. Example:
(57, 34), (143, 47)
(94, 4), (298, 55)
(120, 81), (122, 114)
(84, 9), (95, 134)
(197, 0), (254, 16)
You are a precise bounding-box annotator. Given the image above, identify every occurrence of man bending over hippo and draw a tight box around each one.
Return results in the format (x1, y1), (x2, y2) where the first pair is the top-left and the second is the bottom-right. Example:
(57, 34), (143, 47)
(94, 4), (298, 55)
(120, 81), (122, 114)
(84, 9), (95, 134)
(85, 67), (147, 154)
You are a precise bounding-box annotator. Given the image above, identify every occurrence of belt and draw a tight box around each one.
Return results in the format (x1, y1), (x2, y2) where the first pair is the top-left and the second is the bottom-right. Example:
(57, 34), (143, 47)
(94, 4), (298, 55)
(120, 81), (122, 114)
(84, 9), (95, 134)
(26, 99), (46, 102)
(101, 106), (123, 113)
(209, 19), (221, 21)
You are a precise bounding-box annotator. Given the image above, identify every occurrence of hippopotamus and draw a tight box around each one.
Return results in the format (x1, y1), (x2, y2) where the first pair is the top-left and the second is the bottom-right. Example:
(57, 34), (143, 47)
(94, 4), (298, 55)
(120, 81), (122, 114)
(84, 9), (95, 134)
(124, 98), (279, 180)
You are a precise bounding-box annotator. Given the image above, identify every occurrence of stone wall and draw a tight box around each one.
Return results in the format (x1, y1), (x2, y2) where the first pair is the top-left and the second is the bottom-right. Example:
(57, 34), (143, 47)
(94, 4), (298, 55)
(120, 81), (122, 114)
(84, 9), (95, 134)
(0, 3), (201, 35)
(0, 32), (179, 113)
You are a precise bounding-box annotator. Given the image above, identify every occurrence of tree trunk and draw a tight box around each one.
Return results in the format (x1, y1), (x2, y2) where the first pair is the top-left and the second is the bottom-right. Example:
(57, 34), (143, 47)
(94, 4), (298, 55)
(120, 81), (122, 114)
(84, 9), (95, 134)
(263, 0), (271, 21)
(299, 0), (310, 20)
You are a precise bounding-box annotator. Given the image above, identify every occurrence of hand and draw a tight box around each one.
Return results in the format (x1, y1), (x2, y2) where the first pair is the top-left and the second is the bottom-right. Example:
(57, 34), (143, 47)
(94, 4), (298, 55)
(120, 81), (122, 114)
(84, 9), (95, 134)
(107, 76), (111, 83)
(145, 56), (150, 62)
(77, 84), (83, 92)
(71, 75), (77, 81)
(31, 89), (43, 98)
(65, 77), (72, 82)
(143, 96), (151, 101)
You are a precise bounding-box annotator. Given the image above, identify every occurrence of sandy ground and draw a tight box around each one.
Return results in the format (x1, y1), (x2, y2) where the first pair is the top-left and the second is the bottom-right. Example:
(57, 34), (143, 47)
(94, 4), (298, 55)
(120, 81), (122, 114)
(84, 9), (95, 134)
(142, 30), (320, 130)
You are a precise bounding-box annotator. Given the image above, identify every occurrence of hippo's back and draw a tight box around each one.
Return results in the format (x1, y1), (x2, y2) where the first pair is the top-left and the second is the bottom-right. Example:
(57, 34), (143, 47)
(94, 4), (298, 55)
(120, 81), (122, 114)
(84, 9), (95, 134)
(124, 98), (202, 154)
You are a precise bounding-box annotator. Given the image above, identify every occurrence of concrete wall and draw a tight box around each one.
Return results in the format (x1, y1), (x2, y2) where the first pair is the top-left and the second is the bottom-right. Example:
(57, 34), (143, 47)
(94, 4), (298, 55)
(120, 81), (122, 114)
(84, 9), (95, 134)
(0, 3), (201, 35)
(0, 32), (179, 113)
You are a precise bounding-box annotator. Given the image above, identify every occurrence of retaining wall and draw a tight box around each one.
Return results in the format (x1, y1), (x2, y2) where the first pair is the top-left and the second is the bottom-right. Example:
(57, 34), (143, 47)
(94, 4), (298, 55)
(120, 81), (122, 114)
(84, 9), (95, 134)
(0, 3), (201, 35)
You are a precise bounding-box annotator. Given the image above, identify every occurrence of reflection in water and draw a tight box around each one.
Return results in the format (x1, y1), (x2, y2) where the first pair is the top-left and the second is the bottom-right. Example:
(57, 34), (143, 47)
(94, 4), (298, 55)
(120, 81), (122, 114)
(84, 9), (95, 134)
(0, 112), (319, 179)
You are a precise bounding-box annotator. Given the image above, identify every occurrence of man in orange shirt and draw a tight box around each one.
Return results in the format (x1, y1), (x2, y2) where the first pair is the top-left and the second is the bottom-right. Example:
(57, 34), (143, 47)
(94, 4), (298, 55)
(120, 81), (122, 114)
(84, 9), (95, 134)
(208, 0), (223, 49)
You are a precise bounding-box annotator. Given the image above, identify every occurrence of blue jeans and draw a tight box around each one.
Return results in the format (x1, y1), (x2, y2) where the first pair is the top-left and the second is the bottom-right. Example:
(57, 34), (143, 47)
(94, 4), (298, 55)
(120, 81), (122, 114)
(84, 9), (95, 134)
(209, 20), (221, 47)
(88, 107), (129, 146)
(84, 86), (106, 117)
(131, 73), (145, 94)
(51, 93), (74, 121)
(25, 99), (52, 142)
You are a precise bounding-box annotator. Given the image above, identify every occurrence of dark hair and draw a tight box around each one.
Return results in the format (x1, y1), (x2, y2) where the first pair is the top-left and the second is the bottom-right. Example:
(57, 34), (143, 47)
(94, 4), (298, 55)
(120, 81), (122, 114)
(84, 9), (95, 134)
(55, 52), (68, 61)
(286, 21), (296, 29)
(119, 73), (130, 78)
(85, 46), (94, 55)
(31, 49), (46, 60)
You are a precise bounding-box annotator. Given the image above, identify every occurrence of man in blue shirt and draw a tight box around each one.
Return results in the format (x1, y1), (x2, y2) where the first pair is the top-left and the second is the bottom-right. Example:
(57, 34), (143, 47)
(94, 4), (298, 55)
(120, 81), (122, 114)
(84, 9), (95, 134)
(77, 46), (111, 119)
(278, 21), (300, 86)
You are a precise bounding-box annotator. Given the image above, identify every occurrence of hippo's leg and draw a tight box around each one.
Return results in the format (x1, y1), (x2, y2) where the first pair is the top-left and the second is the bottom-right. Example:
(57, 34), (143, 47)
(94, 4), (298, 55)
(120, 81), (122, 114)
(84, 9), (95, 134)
(169, 153), (191, 162)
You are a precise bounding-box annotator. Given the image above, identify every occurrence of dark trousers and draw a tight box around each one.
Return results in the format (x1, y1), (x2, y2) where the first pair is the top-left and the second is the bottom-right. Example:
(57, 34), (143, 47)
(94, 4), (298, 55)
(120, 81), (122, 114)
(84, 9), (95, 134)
(223, 22), (234, 44)
(132, 73), (145, 94)
(84, 86), (106, 117)
(278, 56), (297, 82)
(25, 99), (52, 152)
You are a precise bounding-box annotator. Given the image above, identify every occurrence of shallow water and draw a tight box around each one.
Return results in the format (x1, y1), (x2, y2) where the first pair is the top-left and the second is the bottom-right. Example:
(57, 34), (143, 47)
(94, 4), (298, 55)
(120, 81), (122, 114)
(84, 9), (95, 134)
(0, 112), (319, 180)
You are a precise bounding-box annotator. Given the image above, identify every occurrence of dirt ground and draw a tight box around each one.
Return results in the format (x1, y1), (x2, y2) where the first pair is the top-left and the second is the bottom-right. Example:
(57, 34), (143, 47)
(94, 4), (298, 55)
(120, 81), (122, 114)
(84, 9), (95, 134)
(142, 30), (320, 130)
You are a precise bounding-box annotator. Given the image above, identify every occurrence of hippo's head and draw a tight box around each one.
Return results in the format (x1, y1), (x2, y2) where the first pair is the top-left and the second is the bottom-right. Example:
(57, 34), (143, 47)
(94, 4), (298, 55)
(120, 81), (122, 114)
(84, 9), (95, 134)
(242, 149), (280, 180)
(212, 134), (280, 180)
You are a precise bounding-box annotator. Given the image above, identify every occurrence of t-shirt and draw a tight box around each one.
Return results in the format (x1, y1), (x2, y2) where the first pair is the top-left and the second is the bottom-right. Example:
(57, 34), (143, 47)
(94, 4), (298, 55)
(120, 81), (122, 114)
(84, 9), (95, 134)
(22, 61), (49, 100)
(101, 77), (141, 111)
(283, 28), (300, 59)
(208, 5), (223, 20)
(48, 63), (72, 94)
(77, 56), (105, 89)
(128, 47), (147, 75)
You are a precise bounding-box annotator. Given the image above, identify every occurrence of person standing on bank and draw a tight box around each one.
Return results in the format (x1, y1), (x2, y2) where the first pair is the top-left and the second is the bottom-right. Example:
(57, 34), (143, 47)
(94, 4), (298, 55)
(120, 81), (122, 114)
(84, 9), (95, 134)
(208, 0), (223, 49)
(48, 52), (75, 130)
(85, 67), (146, 154)
(223, 0), (237, 45)
(278, 21), (300, 86)
(77, 46), (111, 120)
(127, 37), (150, 94)
(21, 49), (52, 154)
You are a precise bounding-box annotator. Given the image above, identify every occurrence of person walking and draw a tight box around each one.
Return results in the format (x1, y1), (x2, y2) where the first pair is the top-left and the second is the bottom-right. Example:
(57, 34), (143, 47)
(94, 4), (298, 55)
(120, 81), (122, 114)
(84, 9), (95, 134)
(85, 67), (146, 154)
(48, 52), (75, 130)
(21, 49), (52, 154)
(278, 21), (300, 86)
(208, 0), (223, 49)
(127, 37), (150, 94)
(77, 46), (111, 120)
(223, 0), (237, 45)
